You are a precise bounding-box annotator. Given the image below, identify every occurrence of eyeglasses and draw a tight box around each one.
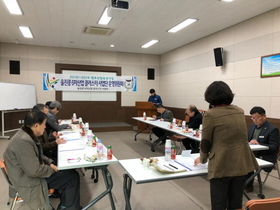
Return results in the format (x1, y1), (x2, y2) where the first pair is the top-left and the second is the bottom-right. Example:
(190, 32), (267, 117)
(251, 116), (261, 120)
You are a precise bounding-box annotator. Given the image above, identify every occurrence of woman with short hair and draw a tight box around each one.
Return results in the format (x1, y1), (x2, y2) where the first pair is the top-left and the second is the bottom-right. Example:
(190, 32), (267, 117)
(194, 81), (259, 210)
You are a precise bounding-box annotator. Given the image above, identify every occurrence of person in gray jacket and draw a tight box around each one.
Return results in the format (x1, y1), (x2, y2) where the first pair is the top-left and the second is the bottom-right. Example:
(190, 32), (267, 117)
(4, 111), (80, 210)
(46, 101), (70, 136)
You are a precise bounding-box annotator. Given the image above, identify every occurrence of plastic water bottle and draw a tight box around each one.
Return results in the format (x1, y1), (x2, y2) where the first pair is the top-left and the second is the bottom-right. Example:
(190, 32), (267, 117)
(143, 112), (147, 120)
(97, 139), (104, 160)
(182, 121), (186, 130)
(172, 118), (176, 126)
(84, 122), (89, 132)
(87, 130), (93, 146)
(165, 139), (171, 161)
(72, 113), (77, 121)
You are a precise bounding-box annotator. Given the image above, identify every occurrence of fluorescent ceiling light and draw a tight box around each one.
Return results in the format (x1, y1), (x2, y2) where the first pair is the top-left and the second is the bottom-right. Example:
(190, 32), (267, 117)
(3, 0), (22, 15)
(19, 26), (33, 38)
(98, 7), (112, 25)
(220, 0), (233, 2)
(141, 40), (159, 48)
(168, 18), (197, 33)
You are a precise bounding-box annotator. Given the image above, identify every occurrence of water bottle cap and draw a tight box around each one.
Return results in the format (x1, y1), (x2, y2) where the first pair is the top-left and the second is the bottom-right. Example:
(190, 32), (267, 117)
(165, 139), (171, 147)
(98, 139), (102, 143)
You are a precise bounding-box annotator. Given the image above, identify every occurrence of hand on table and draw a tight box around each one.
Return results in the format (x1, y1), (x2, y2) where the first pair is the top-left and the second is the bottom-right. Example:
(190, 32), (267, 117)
(56, 137), (67, 145)
(194, 157), (201, 166)
(249, 140), (259, 145)
(50, 163), (58, 172)
(52, 131), (63, 139)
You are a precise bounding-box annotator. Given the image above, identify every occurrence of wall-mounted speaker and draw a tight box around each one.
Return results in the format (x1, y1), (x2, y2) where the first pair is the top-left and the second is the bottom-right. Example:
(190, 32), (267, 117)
(147, 68), (155, 80)
(10, 60), (20, 74)
(214, 48), (223, 67)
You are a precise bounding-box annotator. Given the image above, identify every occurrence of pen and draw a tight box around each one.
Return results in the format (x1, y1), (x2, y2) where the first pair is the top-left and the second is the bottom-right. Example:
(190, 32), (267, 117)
(169, 164), (178, 170)
(163, 164), (174, 171)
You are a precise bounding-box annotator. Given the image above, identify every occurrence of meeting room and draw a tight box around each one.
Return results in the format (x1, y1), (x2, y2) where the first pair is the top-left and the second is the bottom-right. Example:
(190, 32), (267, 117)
(1, 0), (280, 210)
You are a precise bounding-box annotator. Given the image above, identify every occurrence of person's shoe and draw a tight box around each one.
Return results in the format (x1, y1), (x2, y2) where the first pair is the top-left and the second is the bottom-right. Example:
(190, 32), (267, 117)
(245, 185), (254, 193)
(57, 205), (67, 210)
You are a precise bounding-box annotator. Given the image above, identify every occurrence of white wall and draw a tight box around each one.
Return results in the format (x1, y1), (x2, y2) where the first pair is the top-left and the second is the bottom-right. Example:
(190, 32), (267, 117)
(1, 8), (280, 118)
(160, 7), (280, 118)
(0, 44), (160, 106)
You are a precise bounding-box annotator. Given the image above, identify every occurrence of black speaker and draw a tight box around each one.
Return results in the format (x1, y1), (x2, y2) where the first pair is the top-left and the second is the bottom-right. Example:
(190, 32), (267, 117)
(147, 68), (155, 80)
(10, 60), (20, 74)
(214, 48), (223, 66)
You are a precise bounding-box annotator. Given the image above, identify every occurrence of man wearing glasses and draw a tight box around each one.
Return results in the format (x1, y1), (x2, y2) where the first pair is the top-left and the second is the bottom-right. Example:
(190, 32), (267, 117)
(245, 106), (279, 192)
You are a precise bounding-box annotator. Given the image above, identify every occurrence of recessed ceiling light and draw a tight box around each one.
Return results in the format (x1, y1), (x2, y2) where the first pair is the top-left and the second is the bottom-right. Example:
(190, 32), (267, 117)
(110, 45), (114, 47)
(98, 7), (112, 25)
(141, 40), (159, 48)
(220, 0), (233, 2)
(167, 18), (197, 33)
(18, 26), (33, 38)
(3, 0), (22, 15)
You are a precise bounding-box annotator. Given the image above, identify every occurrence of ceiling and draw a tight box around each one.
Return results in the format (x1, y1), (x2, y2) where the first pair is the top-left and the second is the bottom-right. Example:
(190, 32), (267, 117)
(1, 0), (280, 55)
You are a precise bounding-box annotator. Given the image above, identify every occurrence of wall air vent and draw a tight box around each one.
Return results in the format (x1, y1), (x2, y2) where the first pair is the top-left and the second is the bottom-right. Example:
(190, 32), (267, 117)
(83, 26), (114, 36)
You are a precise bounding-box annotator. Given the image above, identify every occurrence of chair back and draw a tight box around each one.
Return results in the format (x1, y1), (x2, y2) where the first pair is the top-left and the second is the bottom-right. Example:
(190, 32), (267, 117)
(0, 158), (14, 188)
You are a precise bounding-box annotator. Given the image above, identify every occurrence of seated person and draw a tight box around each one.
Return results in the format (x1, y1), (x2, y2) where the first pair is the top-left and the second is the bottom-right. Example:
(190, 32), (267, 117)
(245, 106), (279, 192)
(33, 103), (66, 164)
(148, 88), (162, 105)
(46, 101), (70, 136)
(4, 111), (81, 210)
(45, 101), (52, 107)
(171, 105), (203, 153)
(151, 104), (174, 150)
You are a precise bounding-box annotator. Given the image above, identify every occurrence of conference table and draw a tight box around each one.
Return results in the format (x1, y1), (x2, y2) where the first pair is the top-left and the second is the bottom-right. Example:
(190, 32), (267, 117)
(132, 117), (269, 152)
(57, 129), (118, 210)
(119, 154), (274, 210)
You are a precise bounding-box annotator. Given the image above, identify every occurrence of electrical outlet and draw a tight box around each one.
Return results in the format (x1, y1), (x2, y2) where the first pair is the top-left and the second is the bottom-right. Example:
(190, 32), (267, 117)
(18, 120), (21, 124)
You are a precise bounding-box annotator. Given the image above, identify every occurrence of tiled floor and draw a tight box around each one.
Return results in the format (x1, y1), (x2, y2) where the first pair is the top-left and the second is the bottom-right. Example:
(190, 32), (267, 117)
(0, 130), (280, 210)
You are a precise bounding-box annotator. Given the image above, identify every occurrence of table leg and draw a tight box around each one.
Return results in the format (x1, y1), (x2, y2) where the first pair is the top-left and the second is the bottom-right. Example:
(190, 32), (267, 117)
(134, 125), (149, 141)
(243, 168), (262, 200)
(123, 174), (132, 210)
(151, 135), (166, 152)
(82, 165), (115, 210)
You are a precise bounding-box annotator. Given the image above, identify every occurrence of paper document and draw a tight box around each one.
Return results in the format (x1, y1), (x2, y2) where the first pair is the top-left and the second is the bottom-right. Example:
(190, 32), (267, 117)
(175, 158), (208, 171)
(60, 131), (80, 141)
(59, 140), (84, 151)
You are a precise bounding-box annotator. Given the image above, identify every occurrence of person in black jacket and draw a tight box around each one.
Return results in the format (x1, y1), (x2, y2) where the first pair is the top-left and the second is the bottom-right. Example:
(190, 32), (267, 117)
(183, 105), (203, 152)
(245, 106), (279, 192)
(170, 105), (203, 153)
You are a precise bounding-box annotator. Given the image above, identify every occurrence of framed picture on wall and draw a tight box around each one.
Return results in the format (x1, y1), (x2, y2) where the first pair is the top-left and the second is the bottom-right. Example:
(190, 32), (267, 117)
(261, 53), (280, 78)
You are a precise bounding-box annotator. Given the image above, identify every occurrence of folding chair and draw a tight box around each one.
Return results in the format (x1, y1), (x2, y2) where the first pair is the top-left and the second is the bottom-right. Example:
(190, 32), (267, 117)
(0, 158), (21, 210)
(1, 158), (55, 210)
(169, 135), (185, 155)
